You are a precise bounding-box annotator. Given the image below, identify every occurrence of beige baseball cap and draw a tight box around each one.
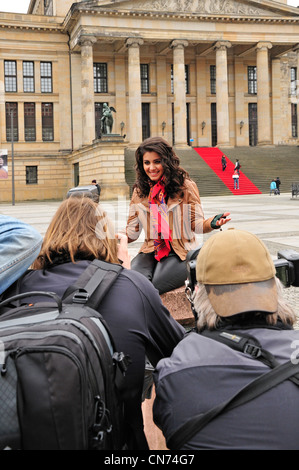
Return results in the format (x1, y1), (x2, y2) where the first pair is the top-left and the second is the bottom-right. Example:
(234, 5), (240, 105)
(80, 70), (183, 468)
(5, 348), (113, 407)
(196, 228), (278, 317)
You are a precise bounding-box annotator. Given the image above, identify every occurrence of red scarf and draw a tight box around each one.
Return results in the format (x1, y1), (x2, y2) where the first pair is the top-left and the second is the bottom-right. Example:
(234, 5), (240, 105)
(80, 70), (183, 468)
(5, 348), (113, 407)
(148, 176), (172, 261)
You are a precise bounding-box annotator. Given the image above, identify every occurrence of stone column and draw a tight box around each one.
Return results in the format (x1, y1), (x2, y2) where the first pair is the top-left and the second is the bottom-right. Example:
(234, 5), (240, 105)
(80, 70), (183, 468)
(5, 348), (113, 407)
(156, 56), (168, 139)
(256, 41), (272, 146)
(234, 57), (245, 146)
(215, 41), (231, 147)
(272, 58), (282, 145)
(79, 35), (96, 146)
(171, 39), (188, 148)
(115, 56), (126, 136)
(126, 38), (143, 146)
(196, 55), (208, 146)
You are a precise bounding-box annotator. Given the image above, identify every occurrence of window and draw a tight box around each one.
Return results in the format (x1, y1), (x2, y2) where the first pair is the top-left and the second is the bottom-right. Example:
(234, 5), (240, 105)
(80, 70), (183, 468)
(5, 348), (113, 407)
(44, 0), (53, 15)
(73, 162), (79, 187)
(26, 166), (38, 185)
(142, 103), (150, 140)
(171, 65), (189, 94)
(42, 103), (54, 141)
(5, 103), (18, 142)
(94, 63), (108, 93)
(40, 62), (52, 93)
(291, 67), (297, 96)
(210, 65), (216, 94)
(24, 103), (36, 141)
(4, 61), (17, 92)
(248, 66), (257, 94)
(211, 103), (217, 147)
(292, 103), (298, 138)
(248, 103), (258, 146)
(185, 65), (189, 94)
(141, 64), (149, 94)
(23, 61), (35, 93)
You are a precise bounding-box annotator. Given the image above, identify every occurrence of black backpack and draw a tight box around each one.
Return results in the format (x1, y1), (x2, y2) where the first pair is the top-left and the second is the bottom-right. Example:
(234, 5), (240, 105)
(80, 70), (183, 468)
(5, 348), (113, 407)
(0, 260), (130, 450)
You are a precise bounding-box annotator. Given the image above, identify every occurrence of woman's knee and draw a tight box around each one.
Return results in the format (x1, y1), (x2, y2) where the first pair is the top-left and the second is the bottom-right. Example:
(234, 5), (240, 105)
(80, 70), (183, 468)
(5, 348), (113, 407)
(152, 255), (187, 294)
(131, 252), (156, 281)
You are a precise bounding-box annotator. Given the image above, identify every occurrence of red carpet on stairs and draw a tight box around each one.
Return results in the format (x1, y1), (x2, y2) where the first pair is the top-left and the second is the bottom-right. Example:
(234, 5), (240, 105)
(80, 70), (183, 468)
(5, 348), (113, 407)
(194, 147), (262, 195)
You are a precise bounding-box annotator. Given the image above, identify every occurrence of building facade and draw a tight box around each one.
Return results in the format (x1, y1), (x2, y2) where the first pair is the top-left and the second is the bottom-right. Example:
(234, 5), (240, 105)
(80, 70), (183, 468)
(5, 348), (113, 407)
(0, 0), (299, 201)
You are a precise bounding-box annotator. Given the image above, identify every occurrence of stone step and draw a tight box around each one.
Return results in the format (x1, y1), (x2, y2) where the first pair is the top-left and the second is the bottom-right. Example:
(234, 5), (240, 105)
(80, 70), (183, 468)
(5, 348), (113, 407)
(125, 145), (299, 197)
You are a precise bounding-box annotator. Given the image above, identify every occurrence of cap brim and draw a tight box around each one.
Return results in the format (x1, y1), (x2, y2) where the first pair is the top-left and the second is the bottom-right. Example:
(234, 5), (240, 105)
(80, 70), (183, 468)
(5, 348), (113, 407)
(205, 278), (278, 317)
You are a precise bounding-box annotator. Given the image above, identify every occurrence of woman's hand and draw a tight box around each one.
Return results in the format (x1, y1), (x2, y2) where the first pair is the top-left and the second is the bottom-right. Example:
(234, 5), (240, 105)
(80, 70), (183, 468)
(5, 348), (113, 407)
(115, 233), (131, 269)
(216, 212), (231, 228)
(211, 212), (231, 229)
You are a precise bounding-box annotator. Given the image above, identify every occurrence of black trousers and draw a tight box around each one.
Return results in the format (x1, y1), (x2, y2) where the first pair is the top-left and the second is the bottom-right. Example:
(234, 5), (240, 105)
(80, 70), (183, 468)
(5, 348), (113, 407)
(131, 249), (199, 295)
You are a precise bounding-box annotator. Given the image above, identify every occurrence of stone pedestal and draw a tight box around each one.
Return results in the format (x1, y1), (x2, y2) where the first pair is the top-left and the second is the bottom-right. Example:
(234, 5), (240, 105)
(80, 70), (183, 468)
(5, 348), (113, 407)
(160, 286), (195, 327)
(69, 140), (129, 200)
(97, 134), (125, 143)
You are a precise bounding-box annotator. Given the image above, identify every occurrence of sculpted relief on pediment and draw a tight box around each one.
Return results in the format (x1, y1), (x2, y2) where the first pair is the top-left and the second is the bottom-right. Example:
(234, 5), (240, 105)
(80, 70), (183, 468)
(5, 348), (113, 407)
(113, 0), (278, 17)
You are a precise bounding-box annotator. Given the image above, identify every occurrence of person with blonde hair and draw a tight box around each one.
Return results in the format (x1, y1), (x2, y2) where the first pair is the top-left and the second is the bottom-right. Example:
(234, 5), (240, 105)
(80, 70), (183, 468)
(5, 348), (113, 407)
(154, 228), (299, 450)
(2, 196), (184, 450)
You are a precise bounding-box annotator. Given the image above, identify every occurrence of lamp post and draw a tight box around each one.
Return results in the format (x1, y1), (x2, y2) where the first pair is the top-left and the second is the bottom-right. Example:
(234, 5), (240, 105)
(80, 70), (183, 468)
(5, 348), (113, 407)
(10, 111), (15, 206)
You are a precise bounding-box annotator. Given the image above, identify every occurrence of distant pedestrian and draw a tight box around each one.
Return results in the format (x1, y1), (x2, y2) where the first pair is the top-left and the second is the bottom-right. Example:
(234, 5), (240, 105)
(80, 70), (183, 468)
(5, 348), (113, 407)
(232, 169), (239, 190)
(221, 155), (226, 171)
(91, 179), (101, 198)
(270, 179), (277, 196)
(275, 177), (281, 195)
(234, 159), (241, 175)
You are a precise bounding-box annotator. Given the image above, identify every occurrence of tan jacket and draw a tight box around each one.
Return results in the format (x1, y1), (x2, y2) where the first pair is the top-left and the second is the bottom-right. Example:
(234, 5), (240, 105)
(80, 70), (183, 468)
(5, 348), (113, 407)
(126, 179), (214, 261)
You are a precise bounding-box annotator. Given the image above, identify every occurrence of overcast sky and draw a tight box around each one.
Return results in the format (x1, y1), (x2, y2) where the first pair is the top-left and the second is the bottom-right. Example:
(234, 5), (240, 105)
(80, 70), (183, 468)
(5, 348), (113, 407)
(0, 0), (298, 14)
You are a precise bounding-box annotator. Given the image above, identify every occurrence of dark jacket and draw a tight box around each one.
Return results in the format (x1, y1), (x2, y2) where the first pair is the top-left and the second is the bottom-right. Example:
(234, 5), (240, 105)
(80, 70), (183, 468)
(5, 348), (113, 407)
(154, 320), (299, 450)
(6, 260), (184, 450)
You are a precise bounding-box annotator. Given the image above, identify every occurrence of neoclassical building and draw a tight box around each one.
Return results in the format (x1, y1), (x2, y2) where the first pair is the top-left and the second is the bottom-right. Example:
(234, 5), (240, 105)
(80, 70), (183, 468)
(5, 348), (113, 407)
(0, 0), (299, 201)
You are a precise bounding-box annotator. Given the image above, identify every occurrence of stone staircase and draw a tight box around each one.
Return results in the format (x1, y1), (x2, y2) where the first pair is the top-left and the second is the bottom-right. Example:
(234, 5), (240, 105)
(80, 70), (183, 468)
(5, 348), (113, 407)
(124, 145), (299, 197)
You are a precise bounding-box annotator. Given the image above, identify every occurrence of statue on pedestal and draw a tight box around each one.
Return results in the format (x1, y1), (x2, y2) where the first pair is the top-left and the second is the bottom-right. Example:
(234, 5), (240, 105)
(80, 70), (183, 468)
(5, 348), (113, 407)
(101, 103), (116, 134)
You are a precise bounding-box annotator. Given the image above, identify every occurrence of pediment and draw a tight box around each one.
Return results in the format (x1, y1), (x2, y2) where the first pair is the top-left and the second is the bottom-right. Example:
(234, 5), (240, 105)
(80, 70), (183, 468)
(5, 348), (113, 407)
(79, 0), (299, 17)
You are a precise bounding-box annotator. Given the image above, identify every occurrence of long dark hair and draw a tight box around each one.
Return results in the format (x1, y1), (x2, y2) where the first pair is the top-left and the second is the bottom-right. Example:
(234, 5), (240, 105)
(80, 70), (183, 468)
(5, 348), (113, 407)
(134, 136), (189, 198)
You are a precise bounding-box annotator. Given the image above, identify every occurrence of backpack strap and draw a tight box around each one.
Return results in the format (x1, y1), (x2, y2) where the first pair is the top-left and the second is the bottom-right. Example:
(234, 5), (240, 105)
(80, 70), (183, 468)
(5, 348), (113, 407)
(62, 260), (130, 389)
(167, 359), (299, 449)
(201, 329), (299, 386)
(62, 259), (123, 310)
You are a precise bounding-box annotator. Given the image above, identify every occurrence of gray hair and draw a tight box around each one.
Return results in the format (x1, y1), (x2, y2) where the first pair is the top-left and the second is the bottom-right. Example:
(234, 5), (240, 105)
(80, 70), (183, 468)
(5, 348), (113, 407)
(193, 277), (297, 331)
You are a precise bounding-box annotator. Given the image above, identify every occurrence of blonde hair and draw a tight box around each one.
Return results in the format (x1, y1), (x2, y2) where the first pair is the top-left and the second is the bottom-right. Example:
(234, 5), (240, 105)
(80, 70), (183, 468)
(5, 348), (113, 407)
(194, 277), (297, 331)
(32, 197), (119, 269)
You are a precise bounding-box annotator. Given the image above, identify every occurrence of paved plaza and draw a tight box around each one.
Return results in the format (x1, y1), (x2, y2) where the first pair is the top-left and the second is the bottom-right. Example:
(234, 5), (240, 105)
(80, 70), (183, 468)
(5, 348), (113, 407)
(1, 192), (299, 314)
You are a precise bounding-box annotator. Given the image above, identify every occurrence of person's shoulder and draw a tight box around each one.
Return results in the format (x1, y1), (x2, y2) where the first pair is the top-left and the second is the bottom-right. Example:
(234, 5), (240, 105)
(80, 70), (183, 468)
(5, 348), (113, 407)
(119, 267), (162, 297)
(130, 187), (147, 205)
(183, 178), (200, 197)
(120, 268), (154, 288)
(183, 178), (197, 190)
